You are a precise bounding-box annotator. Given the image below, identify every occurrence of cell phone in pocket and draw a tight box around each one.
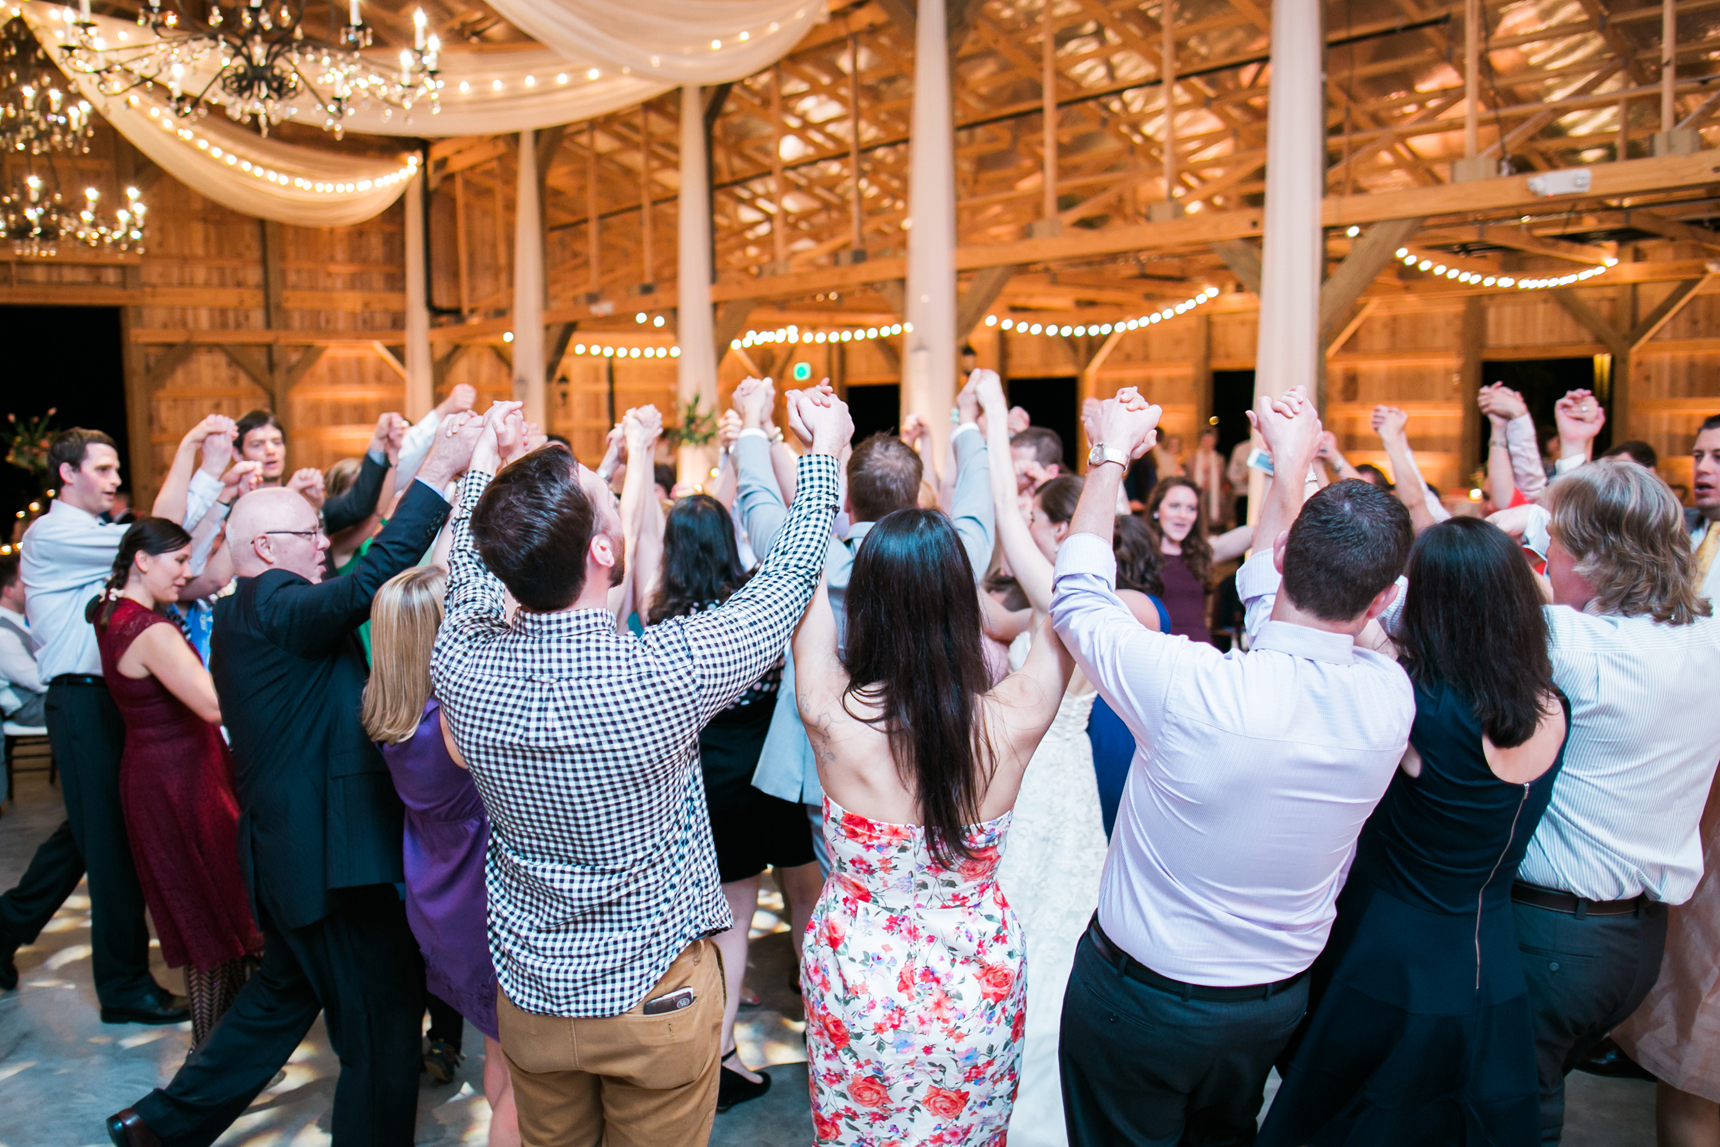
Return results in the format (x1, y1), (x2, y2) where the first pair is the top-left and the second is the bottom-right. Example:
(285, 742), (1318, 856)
(642, 986), (697, 1016)
(1246, 447), (1275, 476)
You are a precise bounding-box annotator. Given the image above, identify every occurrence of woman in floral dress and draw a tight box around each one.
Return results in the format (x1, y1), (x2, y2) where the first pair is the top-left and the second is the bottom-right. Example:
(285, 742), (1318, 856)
(793, 507), (1075, 1146)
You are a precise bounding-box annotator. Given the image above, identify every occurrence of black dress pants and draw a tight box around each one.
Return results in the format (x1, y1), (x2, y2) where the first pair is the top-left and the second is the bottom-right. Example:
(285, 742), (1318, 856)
(1514, 899), (1668, 1145)
(1059, 928), (1308, 1147)
(0, 679), (157, 1006)
(134, 883), (425, 1147)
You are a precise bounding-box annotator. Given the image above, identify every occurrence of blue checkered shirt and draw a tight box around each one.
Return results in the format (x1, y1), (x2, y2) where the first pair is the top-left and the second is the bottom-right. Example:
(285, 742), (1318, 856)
(432, 455), (840, 1017)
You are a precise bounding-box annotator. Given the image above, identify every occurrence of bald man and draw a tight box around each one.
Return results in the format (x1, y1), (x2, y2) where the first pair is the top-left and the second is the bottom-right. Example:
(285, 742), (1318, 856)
(108, 415), (483, 1147)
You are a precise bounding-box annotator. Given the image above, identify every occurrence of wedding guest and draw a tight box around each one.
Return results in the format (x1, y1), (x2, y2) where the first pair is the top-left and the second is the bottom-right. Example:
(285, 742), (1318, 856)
(1052, 387), (1414, 1146)
(0, 554), (46, 731)
(107, 414), (479, 1147)
(1141, 476), (1252, 644)
(794, 508), (1074, 1145)
(733, 374), (994, 874)
(1187, 428), (1227, 527)
(1010, 426), (1065, 493)
(1602, 440), (1659, 471)
(1685, 414), (1719, 603)
(0, 429), (187, 1024)
(1494, 460), (1720, 1143)
(432, 391), (850, 1145)
(1087, 516), (1166, 838)
(363, 565), (518, 1147)
(91, 518), (264, 1047)
(234, 409), (404, 537)
(642, 493), (822, 1113)
(1260, 516), (1569, 1145)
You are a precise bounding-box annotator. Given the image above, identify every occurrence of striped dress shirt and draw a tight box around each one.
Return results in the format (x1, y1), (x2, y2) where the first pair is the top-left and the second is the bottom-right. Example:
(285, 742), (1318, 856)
(432, 455), (840, 1017)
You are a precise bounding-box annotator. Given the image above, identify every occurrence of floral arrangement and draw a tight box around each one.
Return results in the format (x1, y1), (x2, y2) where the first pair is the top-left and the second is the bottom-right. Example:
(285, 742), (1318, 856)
(666, 394), (718, 448)
(1, 408), (57, 478)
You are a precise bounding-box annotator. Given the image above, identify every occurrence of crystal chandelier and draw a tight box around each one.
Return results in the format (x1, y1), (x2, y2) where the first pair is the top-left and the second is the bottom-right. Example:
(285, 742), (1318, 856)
(1, 15), (95, 155)
(0, 167), (146, 257)
(58, 0), (441, 139)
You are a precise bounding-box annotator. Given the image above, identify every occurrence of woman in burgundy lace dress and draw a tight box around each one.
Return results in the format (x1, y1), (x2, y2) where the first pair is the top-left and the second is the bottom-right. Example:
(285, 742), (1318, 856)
(91, 517), (262, 1045)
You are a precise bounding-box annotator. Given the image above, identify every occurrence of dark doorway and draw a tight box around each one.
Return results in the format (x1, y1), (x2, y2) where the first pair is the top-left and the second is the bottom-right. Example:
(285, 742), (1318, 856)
(1211, 370), (1257, 458)
(1007, 376), (1078, 471)
(0, 306), (127, 518)
(846, 383), (901, 444)
(1479, 358), (1609, 462)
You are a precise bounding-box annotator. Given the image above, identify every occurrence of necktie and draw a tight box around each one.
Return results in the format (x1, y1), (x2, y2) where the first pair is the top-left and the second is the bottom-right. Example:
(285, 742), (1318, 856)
(1694, 522), (1720, 588)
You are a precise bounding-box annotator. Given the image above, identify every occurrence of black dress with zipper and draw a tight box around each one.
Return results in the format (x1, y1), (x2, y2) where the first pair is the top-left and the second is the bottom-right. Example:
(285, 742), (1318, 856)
(1258, 679), (1570, 1147)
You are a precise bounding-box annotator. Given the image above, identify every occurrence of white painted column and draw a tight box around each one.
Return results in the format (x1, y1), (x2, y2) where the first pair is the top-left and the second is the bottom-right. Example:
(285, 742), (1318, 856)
(1249, 0), (1323, 522)
(678, 84), (719, 484)
(902, 0), (958, 454)
(512, 128), (545, 423)
(403, 171), (434, 417)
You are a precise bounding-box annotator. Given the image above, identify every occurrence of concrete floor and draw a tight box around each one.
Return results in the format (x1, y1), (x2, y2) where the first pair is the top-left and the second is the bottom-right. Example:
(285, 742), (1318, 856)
(0, 763), (1654, 1146)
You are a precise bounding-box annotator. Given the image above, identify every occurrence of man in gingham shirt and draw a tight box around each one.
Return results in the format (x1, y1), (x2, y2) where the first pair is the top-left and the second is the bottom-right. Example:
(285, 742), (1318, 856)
(433, 391), (852, 1144)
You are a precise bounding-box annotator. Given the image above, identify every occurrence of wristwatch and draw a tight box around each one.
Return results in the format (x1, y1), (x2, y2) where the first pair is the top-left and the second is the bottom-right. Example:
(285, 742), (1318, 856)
(1088, 443), (1130, 469)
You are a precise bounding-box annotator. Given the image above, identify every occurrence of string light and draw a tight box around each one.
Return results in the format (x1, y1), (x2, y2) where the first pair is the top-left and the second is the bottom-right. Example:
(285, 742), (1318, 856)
(731, 322), (908, 351)
(1393, 246), (1618, 290)
(139, 103), (419, 192)
(570, 342), (680, 358)
(989, 285), (1220, 337)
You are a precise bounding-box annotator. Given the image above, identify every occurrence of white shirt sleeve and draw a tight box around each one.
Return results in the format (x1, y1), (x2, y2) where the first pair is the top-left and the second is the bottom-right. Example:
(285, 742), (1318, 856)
(1504, 413), (1547, 501)
(0, 627), (40, 693)
(184, 470), (222, 530)
(393, 410), (443, 491)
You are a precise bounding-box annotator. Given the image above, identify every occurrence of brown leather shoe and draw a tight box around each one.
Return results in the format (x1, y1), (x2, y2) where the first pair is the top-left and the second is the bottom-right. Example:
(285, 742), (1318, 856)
(105, 1108), (161, 1147)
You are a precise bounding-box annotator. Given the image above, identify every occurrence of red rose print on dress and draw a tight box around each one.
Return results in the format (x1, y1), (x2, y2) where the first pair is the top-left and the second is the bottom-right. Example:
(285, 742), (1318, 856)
(976, 963), (1015, 1002)
(848, 1073), (890, 1108)
(922, 1085), (971, 1120)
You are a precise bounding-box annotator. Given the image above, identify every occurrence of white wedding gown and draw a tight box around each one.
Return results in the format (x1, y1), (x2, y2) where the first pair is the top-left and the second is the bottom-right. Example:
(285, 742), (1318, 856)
(995, 632), (1109, 1147)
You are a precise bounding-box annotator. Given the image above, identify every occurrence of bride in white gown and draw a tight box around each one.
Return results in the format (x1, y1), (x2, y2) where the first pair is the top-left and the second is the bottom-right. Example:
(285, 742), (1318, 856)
(975, 374), (1110, 1147)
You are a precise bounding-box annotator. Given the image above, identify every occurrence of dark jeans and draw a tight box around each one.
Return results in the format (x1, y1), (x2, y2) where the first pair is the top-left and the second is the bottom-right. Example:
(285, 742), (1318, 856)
(1059, 927), (1308, 1147)
(1514, 899), (1668, 1145)
(134, 883), (425, 1147)
(0, 680), (157, 1006)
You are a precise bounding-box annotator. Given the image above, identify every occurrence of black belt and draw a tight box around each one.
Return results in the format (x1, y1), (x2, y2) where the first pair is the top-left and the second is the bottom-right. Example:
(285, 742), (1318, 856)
(1511, 882), (1655, 919)
(48, 673), (104, 688)
(1086, 916), (1306, 1002)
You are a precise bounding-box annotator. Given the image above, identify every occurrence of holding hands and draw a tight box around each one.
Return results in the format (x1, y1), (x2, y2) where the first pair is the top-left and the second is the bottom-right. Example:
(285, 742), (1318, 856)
(1371, 405), (1410, 442)
(367, 412), (409, 463)
(734, 377), (776, 431)
(784, 381), (854, 458)
(1478, 383), (1528, 427)
(218, 460), (264, 505)
(419, 409), (487, 486)
(623, 405), (664, 458)
(434, 384), (478, 420)
(900, 412), (930, 451)
(1554, 388), (1605, 458)
(1248, 386), (1322, 477)
(286, 467), (326, 509)
(1092, 386), (1164, 461)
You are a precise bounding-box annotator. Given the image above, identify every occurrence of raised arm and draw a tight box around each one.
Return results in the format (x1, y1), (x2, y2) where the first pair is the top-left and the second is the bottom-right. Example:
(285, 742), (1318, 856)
(322, 413), (403, 534)
(397, 384), (476, 490)
(155, 415), (236, 525)
(615, 405), (664, 625)
(947, 376), (995, 578)
(976, 370), (1050, 609)
(984, 616), (1076, 774)
(732, 377), (792, 559)
(669, 385), (850, 724)
(1554, 388), (1606, 468)
(1372, 405), (1444, 533)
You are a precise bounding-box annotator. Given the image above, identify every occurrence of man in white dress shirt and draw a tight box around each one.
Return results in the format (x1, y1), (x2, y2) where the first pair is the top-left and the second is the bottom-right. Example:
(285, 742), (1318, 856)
(1497, 459), (1720, 1143)
(1050, 387), (1415, 1146)
(0, 431), (187, 1023)
(1688, 414), (1720, 603)
(0, 553), (45, 730)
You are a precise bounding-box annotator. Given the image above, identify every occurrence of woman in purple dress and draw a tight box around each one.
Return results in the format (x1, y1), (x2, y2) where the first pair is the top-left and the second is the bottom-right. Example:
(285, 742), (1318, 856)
(361, 565), (518, 1147)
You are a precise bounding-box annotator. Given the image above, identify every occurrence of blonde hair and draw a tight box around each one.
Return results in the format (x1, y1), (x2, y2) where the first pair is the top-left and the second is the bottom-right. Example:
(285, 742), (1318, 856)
(1546, 459), (1711, 626)
(324, 456), (363, 500)
(361, 566), (447, 745)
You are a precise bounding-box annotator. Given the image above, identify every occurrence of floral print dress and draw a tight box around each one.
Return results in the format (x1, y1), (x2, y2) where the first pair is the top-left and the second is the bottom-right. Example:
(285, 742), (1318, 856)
(803, 795), (1027, 1146)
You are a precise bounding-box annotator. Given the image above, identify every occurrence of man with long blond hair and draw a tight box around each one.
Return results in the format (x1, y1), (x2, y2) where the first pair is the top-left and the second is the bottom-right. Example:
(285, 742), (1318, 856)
(1493, 458), (1720, 1144)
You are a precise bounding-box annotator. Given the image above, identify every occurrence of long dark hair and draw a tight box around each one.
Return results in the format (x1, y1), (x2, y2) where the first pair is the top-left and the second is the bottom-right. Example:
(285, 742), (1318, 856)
(1145, 476), (1214, 588)
(647, 494), (749, 624)
(841, 509), (995, 866)
(1033, 474), (1083, 526)
(84, 517), (192, 630)
(1114, 514), (1165, 597)
(1395, 517), (1557, 748)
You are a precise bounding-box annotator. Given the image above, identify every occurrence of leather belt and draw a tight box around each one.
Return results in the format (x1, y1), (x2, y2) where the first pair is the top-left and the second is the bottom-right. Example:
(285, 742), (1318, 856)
(48, 673), (104, 688)
(1511, 881), (1654, 919)
(1087, 916), (1306, 1003)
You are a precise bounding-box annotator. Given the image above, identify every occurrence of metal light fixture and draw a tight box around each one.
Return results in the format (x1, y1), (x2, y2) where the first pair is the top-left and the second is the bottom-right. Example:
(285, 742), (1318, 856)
(1, 166), (146, 257)
(58, 0), (441, 139)
(0, 15), (95, 155)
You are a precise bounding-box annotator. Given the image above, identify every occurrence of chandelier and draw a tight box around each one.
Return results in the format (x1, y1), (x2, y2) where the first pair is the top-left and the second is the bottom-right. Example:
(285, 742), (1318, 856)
(1, 15), (95, 155)
(58, 0), (442, 138)
(0, 167), (146, 256)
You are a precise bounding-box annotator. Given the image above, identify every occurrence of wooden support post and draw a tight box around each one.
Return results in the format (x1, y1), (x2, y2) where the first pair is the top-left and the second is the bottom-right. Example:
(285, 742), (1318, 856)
(587, 123), (601, 297)
(771, 68), (789, 268)
(640, 107), (654, 284)
(1663, 0), (1676, 133)
(115, 141), (155, 502)
(1161, 0), (1177, 201)
(1042, 0), (1057, 224)
(1192, 311), (1213, 438)
(455, 172), (471, 316)
(1464, 0), (1480, 159)
(493, 168), (508, 302)
(1212, 239), (1262, 294)
(1459, 295), (1484, 483)
(848, 34), (865, 253)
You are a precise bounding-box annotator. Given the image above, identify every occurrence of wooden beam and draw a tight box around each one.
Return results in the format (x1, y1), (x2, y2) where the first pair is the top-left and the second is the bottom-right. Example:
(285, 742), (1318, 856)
(1550, 288), (1629, 357)
(1626, 209), (1720, 250)
(1320, 218), (1425, 333)
(1324, 299), (1378, 357)
(1459, 295), (1484, 481)
(1483, 60), (1627, 158)
(713, 300), (756, 359)
(433, 344), (468, 390)
(1211, 238), (1262, 293)
(545, 322), (578, 381)
(280, 346), (326, 392)
(1629, 277), (1708, 348)
(219, 345), (275, 396)
(1479, 224), (1615, 266)
(144, 340), (198, 390)
(955, 265), (1017, 339)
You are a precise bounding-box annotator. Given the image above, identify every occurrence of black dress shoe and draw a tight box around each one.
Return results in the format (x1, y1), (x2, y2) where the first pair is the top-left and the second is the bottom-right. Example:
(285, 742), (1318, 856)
(0, 948), (17, 992)
(716, 1051), (771, 1113)
(106, 1108), (162, 1146)
(101, 989), (191, 1026)
(1574, 1037), (1659, 1082)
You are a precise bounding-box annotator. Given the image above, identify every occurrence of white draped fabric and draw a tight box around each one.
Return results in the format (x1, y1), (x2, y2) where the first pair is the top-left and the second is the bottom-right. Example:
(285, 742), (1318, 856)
(902, 0), (957, 454)
(676, 84), (717, 483)
(513, 130), (546, 423)
(403, 172), (433, 416)
(480, 0), (823, 84)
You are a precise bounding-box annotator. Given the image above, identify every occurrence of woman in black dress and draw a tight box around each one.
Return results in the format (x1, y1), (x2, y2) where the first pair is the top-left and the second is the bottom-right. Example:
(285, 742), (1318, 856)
(1259, 516), (1570, 1147)
(645, 493), (820, 1112)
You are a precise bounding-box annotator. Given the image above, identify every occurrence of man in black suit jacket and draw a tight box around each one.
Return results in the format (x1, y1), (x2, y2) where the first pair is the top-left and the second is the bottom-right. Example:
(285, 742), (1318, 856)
(107, 414), (483, 1147)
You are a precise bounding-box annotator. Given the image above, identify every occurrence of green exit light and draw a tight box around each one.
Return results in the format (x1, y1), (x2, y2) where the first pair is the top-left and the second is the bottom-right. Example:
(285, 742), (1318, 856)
(793, 362), (812, 381)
